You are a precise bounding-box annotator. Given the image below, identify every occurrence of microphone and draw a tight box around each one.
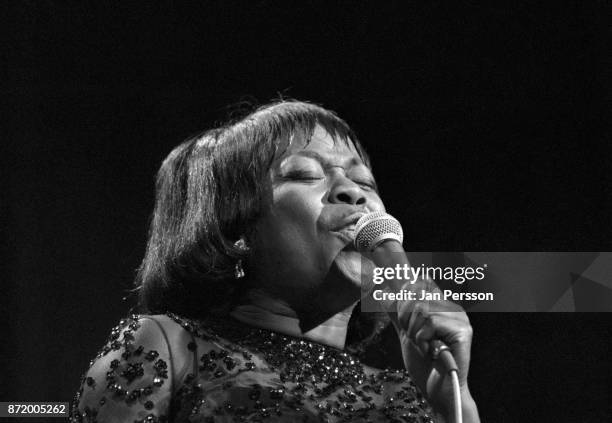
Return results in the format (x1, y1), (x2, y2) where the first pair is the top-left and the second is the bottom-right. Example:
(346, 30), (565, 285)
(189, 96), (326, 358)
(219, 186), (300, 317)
(353, 211), (464, 423)
(353, 211), (458, 371)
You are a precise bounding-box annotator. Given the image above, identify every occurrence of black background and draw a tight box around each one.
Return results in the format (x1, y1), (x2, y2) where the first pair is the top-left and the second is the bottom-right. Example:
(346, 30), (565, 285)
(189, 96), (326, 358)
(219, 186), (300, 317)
(5, 2), (612, 422)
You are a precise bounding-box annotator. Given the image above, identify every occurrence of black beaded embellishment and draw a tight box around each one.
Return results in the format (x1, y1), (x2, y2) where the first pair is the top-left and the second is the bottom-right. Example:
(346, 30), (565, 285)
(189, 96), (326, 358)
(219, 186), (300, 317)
(70, 315), (169, 423)
(71, 313), (434, 422)
(167, 313), (434, 422)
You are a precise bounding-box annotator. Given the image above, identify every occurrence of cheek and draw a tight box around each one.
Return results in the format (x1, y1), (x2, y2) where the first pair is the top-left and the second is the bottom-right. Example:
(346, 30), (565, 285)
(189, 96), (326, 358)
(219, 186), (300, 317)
(252, 187), (331, 283)
(271, 186), (323, 231)
(253, 186), (324, 259)
(367, 192), (386, 212)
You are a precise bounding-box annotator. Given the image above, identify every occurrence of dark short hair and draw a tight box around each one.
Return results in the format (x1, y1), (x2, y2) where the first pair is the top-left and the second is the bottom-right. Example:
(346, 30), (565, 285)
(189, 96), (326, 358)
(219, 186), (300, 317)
(136, 100), (372, 317)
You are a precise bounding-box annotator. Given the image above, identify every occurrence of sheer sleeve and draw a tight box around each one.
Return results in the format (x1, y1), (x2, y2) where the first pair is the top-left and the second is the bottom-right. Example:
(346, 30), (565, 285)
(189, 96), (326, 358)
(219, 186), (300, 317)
(71, 316), (174, 423)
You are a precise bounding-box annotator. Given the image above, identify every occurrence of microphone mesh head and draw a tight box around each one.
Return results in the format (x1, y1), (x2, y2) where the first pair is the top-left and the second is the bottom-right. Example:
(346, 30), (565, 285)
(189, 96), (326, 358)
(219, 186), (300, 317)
(353, 211), (403, 252)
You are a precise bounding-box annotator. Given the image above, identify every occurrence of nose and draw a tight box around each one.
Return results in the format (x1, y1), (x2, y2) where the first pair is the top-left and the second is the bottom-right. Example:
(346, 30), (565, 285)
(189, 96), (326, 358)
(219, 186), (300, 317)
(328, 175), (367, 206)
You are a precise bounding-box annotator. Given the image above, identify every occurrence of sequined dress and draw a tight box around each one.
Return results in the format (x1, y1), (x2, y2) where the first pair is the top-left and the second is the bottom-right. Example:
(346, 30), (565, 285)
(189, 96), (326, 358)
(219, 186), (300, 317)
(71, 314), (436, 422)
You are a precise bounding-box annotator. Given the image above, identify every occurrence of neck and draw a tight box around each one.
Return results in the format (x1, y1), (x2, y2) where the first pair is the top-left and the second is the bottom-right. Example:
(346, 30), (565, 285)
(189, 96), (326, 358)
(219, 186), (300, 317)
(230, 289), (355, 349)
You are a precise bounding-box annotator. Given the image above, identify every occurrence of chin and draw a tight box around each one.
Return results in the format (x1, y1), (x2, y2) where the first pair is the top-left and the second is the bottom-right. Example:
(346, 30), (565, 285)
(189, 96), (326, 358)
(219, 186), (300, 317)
(334, 250), (366, 288)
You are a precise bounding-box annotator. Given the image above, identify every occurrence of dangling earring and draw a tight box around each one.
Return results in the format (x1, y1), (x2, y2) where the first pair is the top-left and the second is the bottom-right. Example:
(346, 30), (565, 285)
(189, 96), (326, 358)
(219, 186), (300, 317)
(233, 238), (249, 279)
(234, 262), (245, 279)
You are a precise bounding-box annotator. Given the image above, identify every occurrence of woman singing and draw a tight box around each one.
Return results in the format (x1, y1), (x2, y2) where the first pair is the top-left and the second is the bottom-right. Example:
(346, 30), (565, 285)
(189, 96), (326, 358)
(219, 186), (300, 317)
(71, 100), (480, 422)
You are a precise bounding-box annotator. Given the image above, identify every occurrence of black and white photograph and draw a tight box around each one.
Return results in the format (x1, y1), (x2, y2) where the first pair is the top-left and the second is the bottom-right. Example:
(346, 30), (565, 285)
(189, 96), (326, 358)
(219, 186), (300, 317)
(5, 2), (611, 422)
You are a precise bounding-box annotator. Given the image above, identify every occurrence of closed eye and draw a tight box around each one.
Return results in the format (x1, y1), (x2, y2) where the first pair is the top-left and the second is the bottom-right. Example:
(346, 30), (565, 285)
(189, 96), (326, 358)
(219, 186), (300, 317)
(282, 171), (324, 181)
(353, 178), (377, 191)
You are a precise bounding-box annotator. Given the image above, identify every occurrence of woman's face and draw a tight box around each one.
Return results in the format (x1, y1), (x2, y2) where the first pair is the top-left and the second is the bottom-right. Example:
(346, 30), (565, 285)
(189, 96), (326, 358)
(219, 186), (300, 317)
(250, 126), (385, 313)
